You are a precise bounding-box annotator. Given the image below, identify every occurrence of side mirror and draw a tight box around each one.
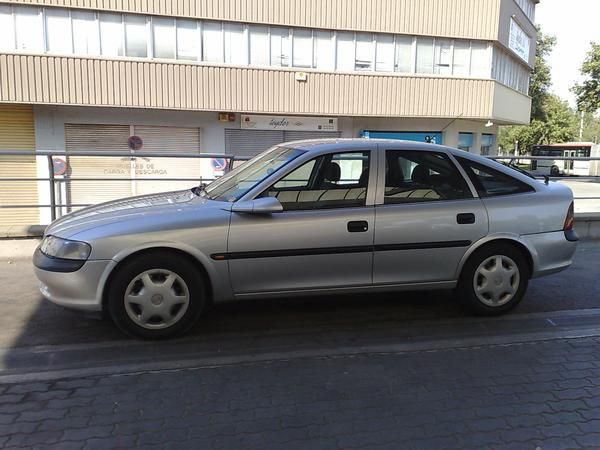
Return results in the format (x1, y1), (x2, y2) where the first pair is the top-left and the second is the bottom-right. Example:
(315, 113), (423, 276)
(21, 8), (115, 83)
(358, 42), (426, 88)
(231, 196), (283, 214)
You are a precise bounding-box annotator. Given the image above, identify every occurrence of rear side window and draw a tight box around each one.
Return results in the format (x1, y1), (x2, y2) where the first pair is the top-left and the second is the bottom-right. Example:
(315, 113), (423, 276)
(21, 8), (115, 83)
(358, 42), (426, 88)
(457, 157), (535, 197)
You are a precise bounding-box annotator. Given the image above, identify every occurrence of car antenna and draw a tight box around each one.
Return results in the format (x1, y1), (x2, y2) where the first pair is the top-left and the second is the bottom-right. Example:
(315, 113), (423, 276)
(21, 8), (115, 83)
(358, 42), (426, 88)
(543, 175), (550, 185)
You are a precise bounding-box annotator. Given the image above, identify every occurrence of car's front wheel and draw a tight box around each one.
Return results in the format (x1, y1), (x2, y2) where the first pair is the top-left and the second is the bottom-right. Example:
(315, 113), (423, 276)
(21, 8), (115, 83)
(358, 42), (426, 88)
(457, 243), (529, 315)
(106, 251), (206, 339)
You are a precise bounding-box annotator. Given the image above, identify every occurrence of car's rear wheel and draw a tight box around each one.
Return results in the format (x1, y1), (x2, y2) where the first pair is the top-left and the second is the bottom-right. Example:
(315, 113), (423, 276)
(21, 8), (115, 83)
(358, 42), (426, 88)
(457, 243), (529, 315)
(106, 251), (206, 339)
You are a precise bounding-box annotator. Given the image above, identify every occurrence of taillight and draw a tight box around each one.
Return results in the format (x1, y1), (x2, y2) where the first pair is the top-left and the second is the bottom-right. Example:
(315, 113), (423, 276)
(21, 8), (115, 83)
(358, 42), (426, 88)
(563, 201), (574, 231)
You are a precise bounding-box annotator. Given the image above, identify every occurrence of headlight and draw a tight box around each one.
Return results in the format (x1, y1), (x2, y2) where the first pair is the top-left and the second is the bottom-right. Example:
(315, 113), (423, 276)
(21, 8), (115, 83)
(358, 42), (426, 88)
(40, 236), (91, 260)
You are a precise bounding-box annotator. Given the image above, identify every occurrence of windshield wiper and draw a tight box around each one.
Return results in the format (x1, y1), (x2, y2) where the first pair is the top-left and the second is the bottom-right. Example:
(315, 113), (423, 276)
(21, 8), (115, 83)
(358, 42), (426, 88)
(191, 183), (208, 196)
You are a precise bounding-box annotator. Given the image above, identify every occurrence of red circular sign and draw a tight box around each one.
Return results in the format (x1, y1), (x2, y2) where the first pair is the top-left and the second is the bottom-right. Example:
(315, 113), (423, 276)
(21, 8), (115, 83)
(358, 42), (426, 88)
(52, 157), (68, 176)
(128, 135), (143, 150)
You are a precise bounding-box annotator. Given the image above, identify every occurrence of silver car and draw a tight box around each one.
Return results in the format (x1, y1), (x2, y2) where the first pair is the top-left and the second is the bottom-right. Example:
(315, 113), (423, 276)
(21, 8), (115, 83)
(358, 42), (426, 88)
(34, 140), (578, 339)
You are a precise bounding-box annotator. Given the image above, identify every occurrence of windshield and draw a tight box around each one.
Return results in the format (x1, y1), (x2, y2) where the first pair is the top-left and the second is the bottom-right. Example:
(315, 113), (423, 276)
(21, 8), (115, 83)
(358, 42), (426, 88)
(202, 146), (305, 202)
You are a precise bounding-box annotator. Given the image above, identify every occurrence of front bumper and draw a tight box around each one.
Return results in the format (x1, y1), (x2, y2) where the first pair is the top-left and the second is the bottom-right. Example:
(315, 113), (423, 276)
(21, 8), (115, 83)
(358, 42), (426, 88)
(521, 230), (578, 278)
(34, 249), (113, 312)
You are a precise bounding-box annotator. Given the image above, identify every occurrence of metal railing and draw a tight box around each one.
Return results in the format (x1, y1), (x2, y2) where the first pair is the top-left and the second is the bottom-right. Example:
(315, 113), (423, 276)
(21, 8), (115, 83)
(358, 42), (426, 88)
(1, 151), (599, 225)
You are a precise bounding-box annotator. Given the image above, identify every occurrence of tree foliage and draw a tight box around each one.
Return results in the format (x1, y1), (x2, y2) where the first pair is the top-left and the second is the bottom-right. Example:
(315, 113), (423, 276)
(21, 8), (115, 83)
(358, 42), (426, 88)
(573, 42), (600, 113)
(529, 32), (556, 121)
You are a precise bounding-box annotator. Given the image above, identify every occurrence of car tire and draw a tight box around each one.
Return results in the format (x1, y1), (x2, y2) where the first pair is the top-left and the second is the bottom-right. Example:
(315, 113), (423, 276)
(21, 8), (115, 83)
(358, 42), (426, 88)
(550, 165), (560, 177)
(457, 243), (529, 316)
(106, 251), (206, 339)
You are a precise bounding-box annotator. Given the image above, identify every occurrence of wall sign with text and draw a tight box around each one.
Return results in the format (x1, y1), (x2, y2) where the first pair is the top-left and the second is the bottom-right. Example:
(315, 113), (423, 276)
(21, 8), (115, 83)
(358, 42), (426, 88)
(241, 115), (338, 132)
(508, 18), (531, 63)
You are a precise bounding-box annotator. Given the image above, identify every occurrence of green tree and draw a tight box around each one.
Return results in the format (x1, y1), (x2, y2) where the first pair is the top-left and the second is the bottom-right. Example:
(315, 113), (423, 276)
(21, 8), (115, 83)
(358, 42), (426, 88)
(529, 32), (556, 121)
(573, 42), (600, 113)
(581, 112), (600, 143)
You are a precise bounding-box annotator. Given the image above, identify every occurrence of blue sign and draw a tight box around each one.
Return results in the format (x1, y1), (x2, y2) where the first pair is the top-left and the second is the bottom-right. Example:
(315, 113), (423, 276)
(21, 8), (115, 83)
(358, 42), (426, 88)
(211, 158), (228, 171)
(361, 131), (443, 145)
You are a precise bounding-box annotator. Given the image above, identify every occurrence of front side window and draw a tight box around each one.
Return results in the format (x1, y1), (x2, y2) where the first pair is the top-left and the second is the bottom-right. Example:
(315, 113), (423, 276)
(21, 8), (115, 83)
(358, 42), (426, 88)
(264, 152), (370, 211)
(204, 146), (304, 202)
(384, 151), (472, 204)
(457, 157), (535, 197)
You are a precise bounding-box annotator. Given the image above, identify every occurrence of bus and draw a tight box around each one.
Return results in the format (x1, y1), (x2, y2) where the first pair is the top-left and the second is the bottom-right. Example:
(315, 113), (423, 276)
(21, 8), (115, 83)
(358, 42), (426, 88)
(529, 142), (599, 177)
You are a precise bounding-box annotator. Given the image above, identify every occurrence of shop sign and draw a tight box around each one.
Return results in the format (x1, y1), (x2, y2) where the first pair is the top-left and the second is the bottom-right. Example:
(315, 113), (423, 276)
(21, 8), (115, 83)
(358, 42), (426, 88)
(509, 19), (531, 63)
(241, 115), (338, 132)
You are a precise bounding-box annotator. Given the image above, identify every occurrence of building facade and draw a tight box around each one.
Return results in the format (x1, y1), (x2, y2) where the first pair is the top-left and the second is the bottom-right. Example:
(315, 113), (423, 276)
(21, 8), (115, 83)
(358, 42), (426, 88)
(0, 0), (539, 227)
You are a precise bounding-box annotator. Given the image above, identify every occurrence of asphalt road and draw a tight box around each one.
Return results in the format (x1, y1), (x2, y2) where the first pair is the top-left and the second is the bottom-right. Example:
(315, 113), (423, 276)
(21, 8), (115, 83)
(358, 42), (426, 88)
(0, 240), (598, 350)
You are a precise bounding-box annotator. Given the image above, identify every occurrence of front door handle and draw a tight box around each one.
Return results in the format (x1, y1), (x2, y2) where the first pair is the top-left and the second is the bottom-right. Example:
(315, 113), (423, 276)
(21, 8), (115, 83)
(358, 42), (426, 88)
(457, 213), (476, 225)
(348, 221), (369, 233)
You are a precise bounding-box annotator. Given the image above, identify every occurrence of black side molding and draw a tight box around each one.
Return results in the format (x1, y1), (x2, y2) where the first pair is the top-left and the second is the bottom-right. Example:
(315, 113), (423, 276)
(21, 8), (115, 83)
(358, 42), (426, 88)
(33, 248), (86, 273)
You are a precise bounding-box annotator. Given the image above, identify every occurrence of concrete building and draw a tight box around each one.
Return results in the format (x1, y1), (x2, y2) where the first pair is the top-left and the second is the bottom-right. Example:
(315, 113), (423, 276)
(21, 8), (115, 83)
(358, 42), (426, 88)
(0, 0), (539, 227)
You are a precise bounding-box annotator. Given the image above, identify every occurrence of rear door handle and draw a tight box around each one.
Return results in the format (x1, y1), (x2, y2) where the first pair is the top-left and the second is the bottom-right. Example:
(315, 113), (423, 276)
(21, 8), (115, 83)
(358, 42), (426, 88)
(348, 221), (369, 233)
(457, 213), (476, 225)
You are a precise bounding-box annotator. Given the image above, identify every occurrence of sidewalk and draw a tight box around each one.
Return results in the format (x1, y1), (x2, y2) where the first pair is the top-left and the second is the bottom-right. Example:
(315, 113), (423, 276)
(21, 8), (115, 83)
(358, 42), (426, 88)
(1, 336), (600, 450)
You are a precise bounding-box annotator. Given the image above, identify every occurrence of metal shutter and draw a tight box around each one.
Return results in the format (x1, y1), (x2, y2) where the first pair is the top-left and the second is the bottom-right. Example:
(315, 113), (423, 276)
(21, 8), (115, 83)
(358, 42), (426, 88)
(225, 129), (284, 158)
(0, 104), (39, 227)
(283, 131), (341, 142)
(64, 124), (132, 208)
(132, 125), (204, 195)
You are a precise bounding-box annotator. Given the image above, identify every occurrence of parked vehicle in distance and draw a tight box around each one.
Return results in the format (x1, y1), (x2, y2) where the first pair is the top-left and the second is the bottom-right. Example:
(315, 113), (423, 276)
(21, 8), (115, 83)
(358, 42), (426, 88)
(529, 142), (600, 177)
(34, 140), (578, 339)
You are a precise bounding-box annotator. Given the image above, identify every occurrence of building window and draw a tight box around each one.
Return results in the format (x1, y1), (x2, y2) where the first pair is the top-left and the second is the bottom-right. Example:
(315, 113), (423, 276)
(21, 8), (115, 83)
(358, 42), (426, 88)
(152, 17), (175, 59)
(99, 13), (124, 56)
(480, 134), (495, 156)
(434, 39), (452, 75)
(0, 6), (15, 51)
(270, 27), (290, 67)
(72, 11), (100, 55)
(249, 25), (269, 66)
(458, 133), (473, 152)
(355, 33), (373, 71)
(336, 32), (355, 71)
(224, 23), (246, 65)
(375, 34), (394, 72)
(14, 6), (43, 52)
(470, 42), (490, 78)
(124, 15), (148, 57)
(416, 37), (434, 73)
(292, 29), (313, 68)
(176, 19), (199, 61)
(395, 36), (413, 73)
(314, 31), (335, 70)
(452, 41), (471, 76)
(45, 8), (72, 54)
(203, 21), (223, 63)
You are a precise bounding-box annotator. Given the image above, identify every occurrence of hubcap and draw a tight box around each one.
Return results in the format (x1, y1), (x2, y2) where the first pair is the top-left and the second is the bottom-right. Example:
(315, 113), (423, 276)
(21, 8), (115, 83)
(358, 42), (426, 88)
(124, 269), (190, 330)
(473, 255), (520, 307)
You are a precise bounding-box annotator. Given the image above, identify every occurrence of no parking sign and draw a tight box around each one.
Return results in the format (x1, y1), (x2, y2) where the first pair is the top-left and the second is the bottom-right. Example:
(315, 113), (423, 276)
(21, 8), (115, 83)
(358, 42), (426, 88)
(211, 158), (228, 171)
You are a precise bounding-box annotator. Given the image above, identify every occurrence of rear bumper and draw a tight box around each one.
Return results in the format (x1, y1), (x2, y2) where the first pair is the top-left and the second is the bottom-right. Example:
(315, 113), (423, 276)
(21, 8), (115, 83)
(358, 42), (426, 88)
(521, 230), (578, 278)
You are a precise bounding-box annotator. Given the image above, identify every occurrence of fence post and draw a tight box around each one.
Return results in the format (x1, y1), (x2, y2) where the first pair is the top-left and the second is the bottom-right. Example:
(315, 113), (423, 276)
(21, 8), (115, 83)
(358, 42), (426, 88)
(46, 154), (56, 222)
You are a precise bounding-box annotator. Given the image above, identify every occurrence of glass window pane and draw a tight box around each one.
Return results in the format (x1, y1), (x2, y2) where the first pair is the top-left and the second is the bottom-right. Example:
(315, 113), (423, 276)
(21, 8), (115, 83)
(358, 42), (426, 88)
(314, 30), (334, 70)
(395, 36), (413, 73)
(434, 39), (452, 75)
(176, 19), (199, 61)
(0, 6), (15, 51)
(270, 27), (290, 67)
(203, 21), (223, 63)
(45, 9), (72, 53)
(124, 15), (147, 57)
(72, 11), (99, 55)
(453, 40), (470, 76)
(249, 25), (269, 66)
(375, 35), (394, 72)
(416, 37), (434, 73)
(336, 32), (355, 71)
(457, 157), (534, 197)
(224, 23), (246, 65)
(14, 6), (43, 52)
(292, 29), (312, 68)
(470, 42), (490, 77)
(355, 33), (373, 71)
(99, 13), (123, 56)
(152, 17), (175, 59)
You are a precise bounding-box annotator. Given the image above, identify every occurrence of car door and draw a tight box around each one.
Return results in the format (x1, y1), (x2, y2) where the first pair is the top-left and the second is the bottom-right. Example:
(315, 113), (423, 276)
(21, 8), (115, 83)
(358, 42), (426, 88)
(373, 147), (488, 285)
(227, 149), (377, 295)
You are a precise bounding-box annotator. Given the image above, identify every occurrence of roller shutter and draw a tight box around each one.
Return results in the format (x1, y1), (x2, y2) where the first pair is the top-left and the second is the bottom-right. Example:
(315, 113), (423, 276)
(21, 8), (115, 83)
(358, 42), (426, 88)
(132, 126), (204, 194)
(0, 104), (38, 227)
(64, 124), (132, 208)
(225, 129), (341, 158)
